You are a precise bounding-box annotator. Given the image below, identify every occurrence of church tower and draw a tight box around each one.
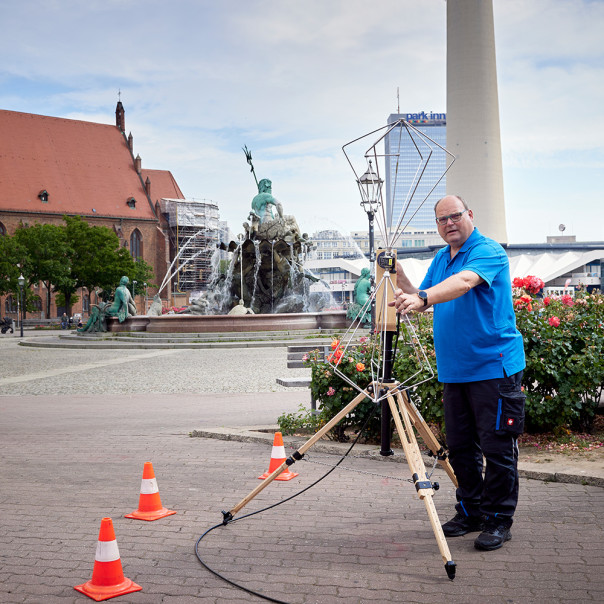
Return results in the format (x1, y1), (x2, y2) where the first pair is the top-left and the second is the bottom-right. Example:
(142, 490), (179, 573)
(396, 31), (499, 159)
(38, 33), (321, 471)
(115, 100), (125, 133)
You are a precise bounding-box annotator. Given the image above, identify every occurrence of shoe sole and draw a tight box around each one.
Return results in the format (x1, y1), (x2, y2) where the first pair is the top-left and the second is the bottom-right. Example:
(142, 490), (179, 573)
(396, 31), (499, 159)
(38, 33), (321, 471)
(442, 527), (483, 538)
(474, 532), (512, 551)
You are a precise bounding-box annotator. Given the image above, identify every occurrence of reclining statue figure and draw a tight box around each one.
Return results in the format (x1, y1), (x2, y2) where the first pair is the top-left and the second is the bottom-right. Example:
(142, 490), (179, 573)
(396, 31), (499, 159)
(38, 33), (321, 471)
(78, 276), (137, 332)
(106, 276), (138, 322)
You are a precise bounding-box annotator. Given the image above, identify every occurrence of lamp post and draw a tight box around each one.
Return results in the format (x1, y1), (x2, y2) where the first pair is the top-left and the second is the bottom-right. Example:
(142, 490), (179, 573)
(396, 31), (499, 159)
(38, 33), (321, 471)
(357, 160), (383, 331)
(357, 161), (393, 457)
(17, 274), (25, 338)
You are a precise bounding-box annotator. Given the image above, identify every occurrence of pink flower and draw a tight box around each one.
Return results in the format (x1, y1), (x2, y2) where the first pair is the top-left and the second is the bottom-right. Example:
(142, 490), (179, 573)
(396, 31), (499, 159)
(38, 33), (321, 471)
(561, 295), (574, 307)
(326, 387), (336, 396)
(356, 362), (365, 372)
(302, 354), (308, 361)
(514, 295), (533, 312)
(549, 316), (560, 327)
(524, 276), (544, 295)
(359, 336), (368, 344)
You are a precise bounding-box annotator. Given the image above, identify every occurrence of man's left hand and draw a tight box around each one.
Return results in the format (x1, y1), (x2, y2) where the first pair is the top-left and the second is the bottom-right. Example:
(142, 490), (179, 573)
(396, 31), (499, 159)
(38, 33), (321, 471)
(390, 289), (424, 314)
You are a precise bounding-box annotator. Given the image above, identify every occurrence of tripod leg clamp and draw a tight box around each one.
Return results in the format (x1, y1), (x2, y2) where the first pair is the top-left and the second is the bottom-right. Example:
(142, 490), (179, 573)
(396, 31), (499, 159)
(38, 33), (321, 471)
(412, 473), (433, 492)
(427, 446), (449, 461)
(286, 451), (304, 466)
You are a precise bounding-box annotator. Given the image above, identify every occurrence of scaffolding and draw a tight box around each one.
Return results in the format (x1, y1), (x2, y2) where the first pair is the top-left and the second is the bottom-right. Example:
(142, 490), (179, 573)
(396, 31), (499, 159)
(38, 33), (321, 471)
(160, 198), (220, 292)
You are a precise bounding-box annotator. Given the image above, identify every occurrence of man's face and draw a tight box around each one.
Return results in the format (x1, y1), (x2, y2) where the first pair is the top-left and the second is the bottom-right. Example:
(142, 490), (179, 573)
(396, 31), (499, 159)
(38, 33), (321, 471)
(435, 196), (474, 250)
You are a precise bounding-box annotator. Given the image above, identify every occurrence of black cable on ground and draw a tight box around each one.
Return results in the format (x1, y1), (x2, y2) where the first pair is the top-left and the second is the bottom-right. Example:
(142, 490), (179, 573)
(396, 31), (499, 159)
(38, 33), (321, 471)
(194, 405), (378, 603)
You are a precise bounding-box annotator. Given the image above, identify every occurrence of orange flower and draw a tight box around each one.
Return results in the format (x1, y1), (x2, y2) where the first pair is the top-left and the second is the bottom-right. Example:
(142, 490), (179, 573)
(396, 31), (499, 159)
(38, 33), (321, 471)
(331, 339), (340, 350)
(356, 362), (365, 372)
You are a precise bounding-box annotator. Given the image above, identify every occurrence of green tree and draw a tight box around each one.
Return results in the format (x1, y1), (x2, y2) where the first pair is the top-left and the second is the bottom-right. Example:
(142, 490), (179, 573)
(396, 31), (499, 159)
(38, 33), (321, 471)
(0, 231), (39, 313)
(62, 216), (153, 311)
(13, 223), (74, 318)
(0, 234), (21, 296)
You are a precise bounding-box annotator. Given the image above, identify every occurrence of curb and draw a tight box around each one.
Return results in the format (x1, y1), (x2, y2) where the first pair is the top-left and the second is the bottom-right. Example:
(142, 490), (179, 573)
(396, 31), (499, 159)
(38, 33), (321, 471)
(190, 426), (604, 488)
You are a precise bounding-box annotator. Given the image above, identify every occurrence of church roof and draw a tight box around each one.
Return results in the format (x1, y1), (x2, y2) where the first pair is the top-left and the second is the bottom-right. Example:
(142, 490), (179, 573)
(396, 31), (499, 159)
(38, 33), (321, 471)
(141, 168), (185, 202)
(0, 109), (183, 221)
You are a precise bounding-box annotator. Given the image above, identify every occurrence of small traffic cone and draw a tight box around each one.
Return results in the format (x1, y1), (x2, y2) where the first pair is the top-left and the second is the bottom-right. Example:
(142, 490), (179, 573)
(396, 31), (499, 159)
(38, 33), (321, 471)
(258, 432), (298, 481)
(74, 517), (142, 601)
(124, 462), (176, 521)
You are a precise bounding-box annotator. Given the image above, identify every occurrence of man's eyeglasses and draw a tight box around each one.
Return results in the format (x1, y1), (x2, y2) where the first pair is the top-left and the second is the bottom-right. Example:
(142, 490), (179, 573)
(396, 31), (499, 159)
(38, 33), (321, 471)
(435, 209), (468, 226)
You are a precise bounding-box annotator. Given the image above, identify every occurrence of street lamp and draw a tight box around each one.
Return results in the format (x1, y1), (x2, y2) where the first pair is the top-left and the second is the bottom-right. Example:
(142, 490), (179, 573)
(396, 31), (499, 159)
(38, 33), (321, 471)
(356, 160), (383, 332)
(357, 160), (383, 266)
(17, 274), (25, 338)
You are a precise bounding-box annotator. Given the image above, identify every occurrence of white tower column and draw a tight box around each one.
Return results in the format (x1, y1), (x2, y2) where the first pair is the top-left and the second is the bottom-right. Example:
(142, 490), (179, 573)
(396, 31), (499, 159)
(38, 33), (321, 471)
(446, 0), (507, 243)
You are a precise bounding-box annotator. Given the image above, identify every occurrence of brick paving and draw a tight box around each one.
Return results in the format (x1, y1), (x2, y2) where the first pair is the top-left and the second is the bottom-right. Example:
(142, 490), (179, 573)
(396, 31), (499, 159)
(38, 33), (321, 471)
(1, 336), (604, 603)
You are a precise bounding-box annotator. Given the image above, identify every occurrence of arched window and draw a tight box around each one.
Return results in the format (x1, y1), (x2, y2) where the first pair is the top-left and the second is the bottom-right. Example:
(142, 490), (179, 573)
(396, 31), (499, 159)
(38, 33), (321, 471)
(83, 293), (90, 313)
(5, 295), (17, 313)
(130, 229), (142, 260)
(0, 222), (6, 236)
(32, 296), (42, 311)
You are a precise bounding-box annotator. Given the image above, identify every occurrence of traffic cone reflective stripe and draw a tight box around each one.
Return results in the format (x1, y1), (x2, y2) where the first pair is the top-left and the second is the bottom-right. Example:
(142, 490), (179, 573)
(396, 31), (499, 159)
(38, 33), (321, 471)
(74, 517), (142, 601)
(125, 462), (176, 521)
(259, 432), (298, 481)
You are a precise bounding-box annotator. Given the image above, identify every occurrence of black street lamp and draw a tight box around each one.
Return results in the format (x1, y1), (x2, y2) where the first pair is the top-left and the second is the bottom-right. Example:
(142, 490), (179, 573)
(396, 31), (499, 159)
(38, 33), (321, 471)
(357, 160), (383, 267)
(357, 160), (384, 332)
(17, 274), (25, 338)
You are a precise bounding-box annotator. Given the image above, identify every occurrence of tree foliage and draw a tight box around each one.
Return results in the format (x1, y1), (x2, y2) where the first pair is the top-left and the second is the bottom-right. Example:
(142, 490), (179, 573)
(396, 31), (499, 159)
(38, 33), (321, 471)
(0, 216), (154, 315)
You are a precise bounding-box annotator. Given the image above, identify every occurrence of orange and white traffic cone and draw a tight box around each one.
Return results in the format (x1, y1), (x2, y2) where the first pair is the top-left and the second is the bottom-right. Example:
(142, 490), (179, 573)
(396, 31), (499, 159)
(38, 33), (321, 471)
(124, 462), (176, 521)
(74, 517), (142, 601)
(258, 431), (298, 481)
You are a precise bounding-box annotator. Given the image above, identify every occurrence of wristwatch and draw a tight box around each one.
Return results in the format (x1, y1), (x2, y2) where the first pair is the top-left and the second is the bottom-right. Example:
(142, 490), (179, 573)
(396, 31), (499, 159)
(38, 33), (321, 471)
(417, 290), (429, 307)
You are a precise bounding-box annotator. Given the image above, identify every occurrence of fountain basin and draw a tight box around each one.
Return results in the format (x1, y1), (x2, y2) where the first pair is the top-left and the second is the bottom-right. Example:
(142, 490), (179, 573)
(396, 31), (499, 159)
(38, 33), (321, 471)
(107, 311), (350, 334)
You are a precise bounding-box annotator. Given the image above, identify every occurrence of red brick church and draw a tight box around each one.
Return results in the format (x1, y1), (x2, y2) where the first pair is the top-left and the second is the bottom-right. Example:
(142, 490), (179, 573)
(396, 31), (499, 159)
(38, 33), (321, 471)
(0, 101), (186, 320)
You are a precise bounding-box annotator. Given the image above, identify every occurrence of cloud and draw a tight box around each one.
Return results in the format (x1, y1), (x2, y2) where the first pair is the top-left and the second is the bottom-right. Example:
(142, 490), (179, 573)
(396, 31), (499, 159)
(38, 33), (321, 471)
(1, 0), (602, 243)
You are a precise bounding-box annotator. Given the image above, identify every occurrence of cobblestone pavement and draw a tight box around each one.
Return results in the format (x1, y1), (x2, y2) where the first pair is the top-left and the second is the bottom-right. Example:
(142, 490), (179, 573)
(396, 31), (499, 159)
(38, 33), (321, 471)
(1, 334), (604, 603)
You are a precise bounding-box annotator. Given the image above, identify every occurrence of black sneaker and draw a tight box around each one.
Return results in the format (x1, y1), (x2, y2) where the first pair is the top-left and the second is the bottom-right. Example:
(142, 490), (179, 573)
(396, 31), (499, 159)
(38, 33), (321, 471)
(474, 521), (512, 551)
(442, 512), (484, 537)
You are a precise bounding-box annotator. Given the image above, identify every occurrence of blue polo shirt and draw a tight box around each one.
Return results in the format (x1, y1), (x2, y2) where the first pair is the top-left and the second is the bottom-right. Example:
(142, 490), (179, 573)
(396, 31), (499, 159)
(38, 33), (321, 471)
(420, 228), (525, 383)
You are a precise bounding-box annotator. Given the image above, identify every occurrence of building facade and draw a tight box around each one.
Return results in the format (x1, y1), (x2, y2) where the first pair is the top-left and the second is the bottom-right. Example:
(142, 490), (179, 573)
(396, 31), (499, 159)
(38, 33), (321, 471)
(0, 102), (190, 321)
(385, 112), (447, 232)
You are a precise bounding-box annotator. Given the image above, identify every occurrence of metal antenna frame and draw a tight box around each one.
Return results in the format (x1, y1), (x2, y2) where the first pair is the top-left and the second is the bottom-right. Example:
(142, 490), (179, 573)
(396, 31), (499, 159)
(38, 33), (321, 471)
(342, 118), (456, 251)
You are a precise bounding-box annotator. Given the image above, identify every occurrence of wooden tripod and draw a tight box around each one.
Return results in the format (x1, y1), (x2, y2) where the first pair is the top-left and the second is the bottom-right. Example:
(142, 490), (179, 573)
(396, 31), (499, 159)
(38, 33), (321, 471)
(222, 382), (457, 580)
(223, 251), (457, 580)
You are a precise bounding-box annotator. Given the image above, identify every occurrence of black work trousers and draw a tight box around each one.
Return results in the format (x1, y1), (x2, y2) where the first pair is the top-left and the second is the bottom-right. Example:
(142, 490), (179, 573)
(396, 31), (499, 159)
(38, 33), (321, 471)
(443, 370), (525, 524)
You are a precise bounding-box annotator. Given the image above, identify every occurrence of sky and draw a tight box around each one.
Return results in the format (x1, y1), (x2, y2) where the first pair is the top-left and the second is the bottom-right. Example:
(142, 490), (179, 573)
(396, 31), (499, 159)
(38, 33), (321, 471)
(1, 0), (603, 244)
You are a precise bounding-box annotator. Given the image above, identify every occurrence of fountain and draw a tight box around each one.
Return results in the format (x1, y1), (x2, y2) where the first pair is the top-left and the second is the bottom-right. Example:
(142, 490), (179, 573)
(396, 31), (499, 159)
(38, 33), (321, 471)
(106, 148), (348, 334)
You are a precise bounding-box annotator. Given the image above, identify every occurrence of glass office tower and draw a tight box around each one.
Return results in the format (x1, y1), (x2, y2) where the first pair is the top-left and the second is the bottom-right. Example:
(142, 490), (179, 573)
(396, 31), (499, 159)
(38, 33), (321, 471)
(385, 112), (447, 231)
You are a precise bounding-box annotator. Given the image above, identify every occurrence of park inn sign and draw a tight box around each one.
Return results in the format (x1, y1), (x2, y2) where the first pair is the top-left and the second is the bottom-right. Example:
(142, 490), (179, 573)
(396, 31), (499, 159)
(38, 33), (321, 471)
(403, 111), (446, 125)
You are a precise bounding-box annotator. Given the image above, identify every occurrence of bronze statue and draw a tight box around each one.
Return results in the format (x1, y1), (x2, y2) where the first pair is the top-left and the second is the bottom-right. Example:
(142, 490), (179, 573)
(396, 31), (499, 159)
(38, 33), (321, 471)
(106, 276), (137, 322)
(78, 301), (110, 333)
(347, 268), (372, 326)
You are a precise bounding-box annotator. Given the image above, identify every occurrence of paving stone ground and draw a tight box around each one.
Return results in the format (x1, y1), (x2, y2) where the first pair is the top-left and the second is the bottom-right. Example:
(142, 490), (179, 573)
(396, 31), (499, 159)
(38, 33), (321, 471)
(1, 334), (603, 603)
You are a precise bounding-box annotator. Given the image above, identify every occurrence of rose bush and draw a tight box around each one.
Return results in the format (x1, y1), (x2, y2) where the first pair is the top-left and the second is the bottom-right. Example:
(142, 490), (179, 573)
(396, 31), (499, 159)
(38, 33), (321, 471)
(513, 279), (604, 432)
(305, 338), (377, 441)
(299, 277), (603, 438)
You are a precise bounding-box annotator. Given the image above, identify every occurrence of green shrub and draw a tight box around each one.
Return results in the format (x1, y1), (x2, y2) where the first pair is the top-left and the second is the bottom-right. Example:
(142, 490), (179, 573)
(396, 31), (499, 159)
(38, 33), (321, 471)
(514, 286), (604, 432)
(305, 282), (604, 436)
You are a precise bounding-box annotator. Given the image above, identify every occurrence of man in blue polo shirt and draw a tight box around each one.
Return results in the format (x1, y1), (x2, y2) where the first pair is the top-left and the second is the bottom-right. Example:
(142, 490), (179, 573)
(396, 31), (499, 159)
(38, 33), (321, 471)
(393, 194), (525, 551)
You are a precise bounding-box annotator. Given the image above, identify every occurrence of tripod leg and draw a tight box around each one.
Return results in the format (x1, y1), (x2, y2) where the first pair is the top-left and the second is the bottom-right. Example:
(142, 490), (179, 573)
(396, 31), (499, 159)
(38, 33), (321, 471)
(388, 393), (456, 580)
(398, 390), (458, 488)
(225, 389), (371, 520)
